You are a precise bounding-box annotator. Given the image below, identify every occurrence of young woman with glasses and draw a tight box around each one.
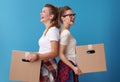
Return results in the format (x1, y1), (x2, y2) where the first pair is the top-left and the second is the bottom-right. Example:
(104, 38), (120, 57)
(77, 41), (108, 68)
(57, 6), (83, 82)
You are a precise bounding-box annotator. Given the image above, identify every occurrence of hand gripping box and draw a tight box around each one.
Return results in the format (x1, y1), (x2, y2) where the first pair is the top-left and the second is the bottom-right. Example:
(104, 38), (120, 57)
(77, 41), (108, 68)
(76, 44), (107, 73)
(9, 50), (41, 82)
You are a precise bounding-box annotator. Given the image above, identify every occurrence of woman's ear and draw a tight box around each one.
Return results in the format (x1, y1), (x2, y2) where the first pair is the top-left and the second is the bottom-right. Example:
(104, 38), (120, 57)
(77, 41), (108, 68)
(50, 14), (54, 20)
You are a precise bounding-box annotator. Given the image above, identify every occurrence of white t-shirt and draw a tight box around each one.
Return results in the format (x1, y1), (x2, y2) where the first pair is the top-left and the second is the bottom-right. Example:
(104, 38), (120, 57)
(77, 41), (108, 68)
(38, 27), (59, 54)
(60, 29), (77, 64)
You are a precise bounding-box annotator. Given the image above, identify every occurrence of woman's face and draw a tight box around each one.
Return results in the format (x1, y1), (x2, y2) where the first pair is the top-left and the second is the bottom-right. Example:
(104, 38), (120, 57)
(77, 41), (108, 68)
(40, 7), (52, 23)
(62, 10), (75, 25)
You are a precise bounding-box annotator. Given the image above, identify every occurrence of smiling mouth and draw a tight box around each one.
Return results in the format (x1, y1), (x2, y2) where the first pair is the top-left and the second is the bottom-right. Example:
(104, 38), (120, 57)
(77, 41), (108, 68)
(41, 16), (44, 19)
(71, 20), (74, 22)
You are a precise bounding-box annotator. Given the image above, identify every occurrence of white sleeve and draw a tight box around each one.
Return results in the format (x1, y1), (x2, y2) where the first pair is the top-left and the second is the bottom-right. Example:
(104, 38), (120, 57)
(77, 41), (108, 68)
(48, 28), (59, 41)
(60, 30), (70, 45)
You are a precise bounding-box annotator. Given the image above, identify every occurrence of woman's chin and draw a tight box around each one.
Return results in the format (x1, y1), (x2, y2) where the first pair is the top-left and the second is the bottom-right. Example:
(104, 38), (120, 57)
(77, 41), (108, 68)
(70, 22), (74, 25)
(40, 19), (44, 22)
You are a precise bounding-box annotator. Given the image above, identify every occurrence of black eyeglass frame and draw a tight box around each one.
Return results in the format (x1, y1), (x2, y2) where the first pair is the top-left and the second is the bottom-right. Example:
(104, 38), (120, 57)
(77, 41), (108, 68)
(62, 13), (76, 17)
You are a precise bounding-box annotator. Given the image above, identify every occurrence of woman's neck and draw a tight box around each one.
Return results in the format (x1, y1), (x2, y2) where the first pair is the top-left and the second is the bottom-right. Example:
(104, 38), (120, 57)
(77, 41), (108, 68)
(60, 24), (70, 33)
(44, 22), (53, 36)
(62, 24), (70, 30)
(45, 22), (53, 29)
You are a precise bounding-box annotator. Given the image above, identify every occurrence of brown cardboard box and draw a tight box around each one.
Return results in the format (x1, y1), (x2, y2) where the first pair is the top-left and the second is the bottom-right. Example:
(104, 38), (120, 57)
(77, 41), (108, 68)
(76, 43), (107, 73)
(9, 50), (41, 82)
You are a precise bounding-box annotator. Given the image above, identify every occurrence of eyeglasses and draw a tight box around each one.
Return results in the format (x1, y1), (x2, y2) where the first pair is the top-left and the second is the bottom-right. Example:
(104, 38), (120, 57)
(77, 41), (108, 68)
(62, 13), (76, 17)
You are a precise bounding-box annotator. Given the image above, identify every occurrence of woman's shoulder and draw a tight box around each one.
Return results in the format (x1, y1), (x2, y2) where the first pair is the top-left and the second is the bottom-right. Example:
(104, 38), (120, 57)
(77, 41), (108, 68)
(49, 26), (59, 31)
(48, 26), (59, 33)
(61, 29), (70, 36)
(46, 26), (59, 35)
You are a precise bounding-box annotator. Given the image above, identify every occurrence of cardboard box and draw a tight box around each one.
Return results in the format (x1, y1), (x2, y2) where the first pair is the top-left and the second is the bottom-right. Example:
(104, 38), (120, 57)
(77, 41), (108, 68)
(76, 43), (107, 73)
(9, 50), (41, 82)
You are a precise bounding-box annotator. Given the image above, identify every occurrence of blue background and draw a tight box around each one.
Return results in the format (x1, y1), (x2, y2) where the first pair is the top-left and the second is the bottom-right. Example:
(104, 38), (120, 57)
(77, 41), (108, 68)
(0, 0), (120, 82)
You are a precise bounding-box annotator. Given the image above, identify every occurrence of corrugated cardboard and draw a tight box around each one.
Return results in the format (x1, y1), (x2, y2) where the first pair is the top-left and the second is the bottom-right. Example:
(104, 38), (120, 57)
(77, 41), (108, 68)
(76, 43), (107, 73)
(9, 50), (41, 82)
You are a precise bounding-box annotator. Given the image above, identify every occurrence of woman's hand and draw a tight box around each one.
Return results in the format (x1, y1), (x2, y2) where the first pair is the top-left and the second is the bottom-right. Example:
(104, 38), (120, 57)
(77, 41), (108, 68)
(73, 66), (83, 75)
(25, 53), (39, 62)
